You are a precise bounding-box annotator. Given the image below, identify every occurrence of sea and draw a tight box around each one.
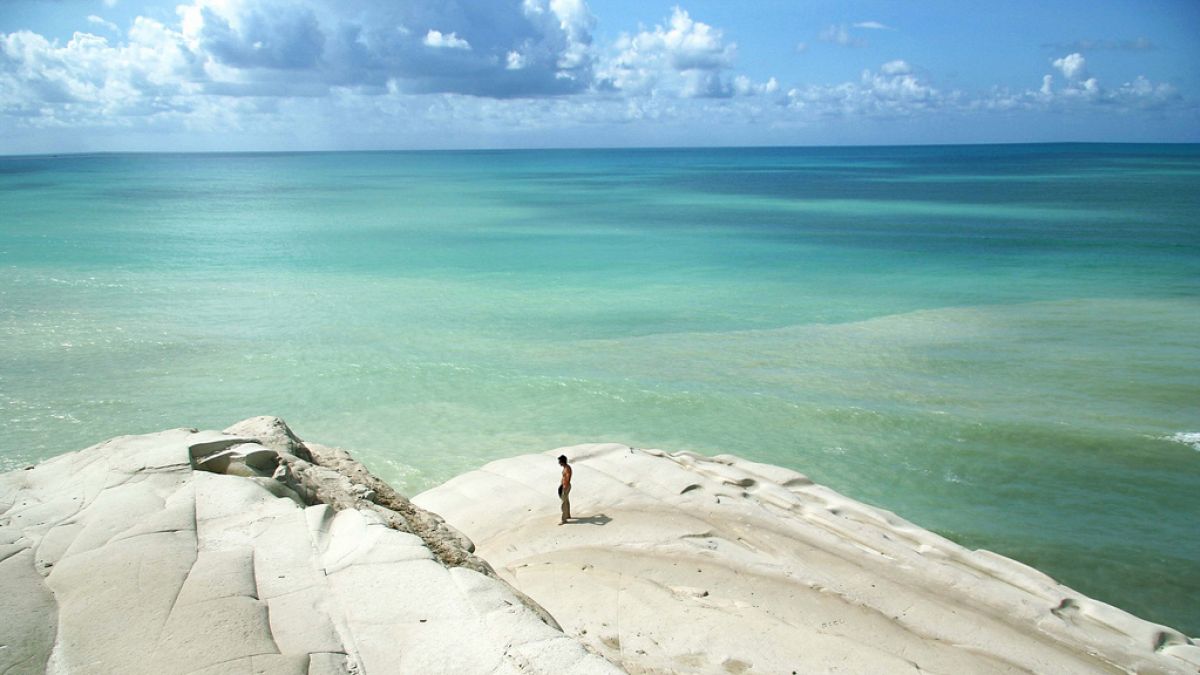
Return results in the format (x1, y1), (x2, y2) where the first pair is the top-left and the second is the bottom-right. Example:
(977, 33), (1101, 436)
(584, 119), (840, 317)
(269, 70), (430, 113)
(1, 144), (1197, 634)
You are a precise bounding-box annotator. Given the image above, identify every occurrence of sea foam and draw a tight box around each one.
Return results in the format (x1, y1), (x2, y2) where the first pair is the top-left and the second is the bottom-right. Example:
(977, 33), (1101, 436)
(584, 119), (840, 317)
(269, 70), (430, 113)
(1165, 432), (1200, 451)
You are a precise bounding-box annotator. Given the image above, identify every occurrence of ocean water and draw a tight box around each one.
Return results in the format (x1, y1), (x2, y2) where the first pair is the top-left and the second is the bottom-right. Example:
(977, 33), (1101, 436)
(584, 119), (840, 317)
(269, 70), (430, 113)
(1, 144), (1197, 634)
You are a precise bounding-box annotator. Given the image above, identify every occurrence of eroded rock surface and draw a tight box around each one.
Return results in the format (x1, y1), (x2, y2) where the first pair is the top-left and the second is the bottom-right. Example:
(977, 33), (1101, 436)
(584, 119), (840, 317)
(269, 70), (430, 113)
(415, 444), (1200, 675)
(0, 419), (618, 675)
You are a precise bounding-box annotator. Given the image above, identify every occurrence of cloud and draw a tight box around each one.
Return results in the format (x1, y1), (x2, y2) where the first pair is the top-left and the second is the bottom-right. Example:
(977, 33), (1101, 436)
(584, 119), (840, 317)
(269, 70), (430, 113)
(987, 58), (1179, 112)
(0, 0), (610, 140)
(1112, 75), (1179, 108)
(1052, 52), (1086, 79)
(786, 60), (943, 117)
(181, 0), (325, 70)
(0, 1), (1190, 151)
(176, 0), (598, 97)
(597, 7), (759, 98)
(0, 24), (201, 126)
(733, 75), (778, 96)
(423, 30), (471, 50)
(87, 16), (119, 33)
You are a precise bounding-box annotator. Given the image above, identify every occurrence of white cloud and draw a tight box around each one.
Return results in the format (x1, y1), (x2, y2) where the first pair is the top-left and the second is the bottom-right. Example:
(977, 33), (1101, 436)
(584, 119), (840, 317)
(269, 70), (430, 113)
(87, 16), (119, 33)
(0, 0), (606, 136)
(544, 0), (594, 71)
(423, 30), (470, 51)
(175, 0), (597, 97)
(647, 7), (734, 70)
(1052, 52), (1086, 79)
(1118, 75), (1174, 100)
(103, 0), (119, 7)
(853, 21), (892, 30)
(986, 63), (1179, 112)
(179, 0), (325, 70)
(734, 75), (778, 96)
(0, 1), (1189, 151)
(598, 7), (754, 98)
(786, 61), (942, 117)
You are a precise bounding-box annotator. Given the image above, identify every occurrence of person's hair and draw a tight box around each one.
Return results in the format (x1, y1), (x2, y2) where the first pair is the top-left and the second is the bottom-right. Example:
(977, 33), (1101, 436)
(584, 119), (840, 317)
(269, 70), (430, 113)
(558, 455), (568, 464)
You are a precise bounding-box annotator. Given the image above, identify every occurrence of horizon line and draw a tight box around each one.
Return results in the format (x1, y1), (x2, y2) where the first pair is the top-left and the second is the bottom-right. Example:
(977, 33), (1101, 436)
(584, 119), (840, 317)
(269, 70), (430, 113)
(4, 140), (1199, 160)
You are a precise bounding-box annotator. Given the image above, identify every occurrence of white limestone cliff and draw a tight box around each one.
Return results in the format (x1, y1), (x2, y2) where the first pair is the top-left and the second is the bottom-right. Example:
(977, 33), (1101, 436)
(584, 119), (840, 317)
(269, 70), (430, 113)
(0, 418), (618, 675)
(414, 443), (1200, 675)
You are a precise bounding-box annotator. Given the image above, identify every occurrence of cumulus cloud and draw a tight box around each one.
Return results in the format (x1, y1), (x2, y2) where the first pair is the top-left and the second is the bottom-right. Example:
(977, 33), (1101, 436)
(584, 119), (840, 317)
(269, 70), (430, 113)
(1109, 76), (1179, 110)
(986, 56), (1179, 112)
(786, 60), (942, 117)
(733, 75), (778, 96)
(173, 0), (597, 97)
(0, 22), (203, 121)
(181, 0), (325, 70)
(1052, 52), (1086, 79)
(0, 0), (1189, 150)
(423, 30), (471, 50)
(597, 7), (761, 98)
(0, 0), (613, 141)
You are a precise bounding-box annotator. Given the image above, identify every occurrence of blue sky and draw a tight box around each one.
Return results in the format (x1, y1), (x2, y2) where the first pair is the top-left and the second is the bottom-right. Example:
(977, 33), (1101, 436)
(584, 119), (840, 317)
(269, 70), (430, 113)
(1, 0), (1197, 153)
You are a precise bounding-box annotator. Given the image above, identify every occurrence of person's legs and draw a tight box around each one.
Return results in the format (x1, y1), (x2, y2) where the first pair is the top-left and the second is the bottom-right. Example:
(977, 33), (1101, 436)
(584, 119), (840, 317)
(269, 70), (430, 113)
(560, 485), (571, 523)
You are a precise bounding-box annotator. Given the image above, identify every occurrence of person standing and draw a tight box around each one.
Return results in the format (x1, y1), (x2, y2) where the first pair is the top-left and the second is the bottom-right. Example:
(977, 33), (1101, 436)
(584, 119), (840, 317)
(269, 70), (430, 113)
(557, 455), (572, 524)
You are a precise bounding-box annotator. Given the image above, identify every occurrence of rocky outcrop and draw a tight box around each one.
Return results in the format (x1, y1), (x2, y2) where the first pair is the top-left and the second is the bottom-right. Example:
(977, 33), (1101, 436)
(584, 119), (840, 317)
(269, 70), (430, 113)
(0, 418), (618, 675)
(415, 443), (1200, 675)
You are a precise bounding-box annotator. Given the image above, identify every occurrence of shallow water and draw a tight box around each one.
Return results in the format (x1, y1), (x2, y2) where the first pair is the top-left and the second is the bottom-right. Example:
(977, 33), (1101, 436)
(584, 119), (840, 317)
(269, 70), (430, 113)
(1, 144), (1198, 633)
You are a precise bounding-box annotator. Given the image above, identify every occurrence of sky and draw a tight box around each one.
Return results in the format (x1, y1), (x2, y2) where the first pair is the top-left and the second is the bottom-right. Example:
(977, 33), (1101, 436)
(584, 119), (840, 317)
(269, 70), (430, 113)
(0, 0), (1197, 153)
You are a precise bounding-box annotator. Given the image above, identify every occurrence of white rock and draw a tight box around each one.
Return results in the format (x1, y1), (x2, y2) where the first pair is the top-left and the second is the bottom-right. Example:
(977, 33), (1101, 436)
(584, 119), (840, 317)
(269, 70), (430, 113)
(415, 443), (1200, 675)
(0, 420), (620, 675)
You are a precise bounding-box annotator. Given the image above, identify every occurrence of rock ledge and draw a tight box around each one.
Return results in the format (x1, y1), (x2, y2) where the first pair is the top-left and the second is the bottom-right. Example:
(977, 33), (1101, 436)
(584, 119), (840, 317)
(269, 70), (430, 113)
(0, 418), (618, 675)
(416, 443), (1200, 675)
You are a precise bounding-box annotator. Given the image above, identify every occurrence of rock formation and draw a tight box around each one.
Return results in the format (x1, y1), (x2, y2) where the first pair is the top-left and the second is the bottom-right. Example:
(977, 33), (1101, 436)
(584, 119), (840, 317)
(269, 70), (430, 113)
(0, 418), (618, 675)
(6, 421), (1197, 675)
(415, 443), (1200, 675)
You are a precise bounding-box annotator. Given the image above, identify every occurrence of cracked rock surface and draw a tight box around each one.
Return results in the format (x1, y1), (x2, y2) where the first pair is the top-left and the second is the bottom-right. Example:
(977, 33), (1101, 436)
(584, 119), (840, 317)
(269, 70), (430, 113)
(0, 417), (620, 675)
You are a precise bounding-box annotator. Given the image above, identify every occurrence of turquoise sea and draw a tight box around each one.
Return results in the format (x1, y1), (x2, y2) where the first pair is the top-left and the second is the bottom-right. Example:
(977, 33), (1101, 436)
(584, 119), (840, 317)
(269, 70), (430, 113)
(1, 144), (1198, 634)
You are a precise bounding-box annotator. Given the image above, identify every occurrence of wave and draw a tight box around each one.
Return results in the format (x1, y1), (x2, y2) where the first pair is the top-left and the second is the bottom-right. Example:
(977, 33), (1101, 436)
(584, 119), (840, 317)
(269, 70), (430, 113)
(1164, 432), (1200, 451)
